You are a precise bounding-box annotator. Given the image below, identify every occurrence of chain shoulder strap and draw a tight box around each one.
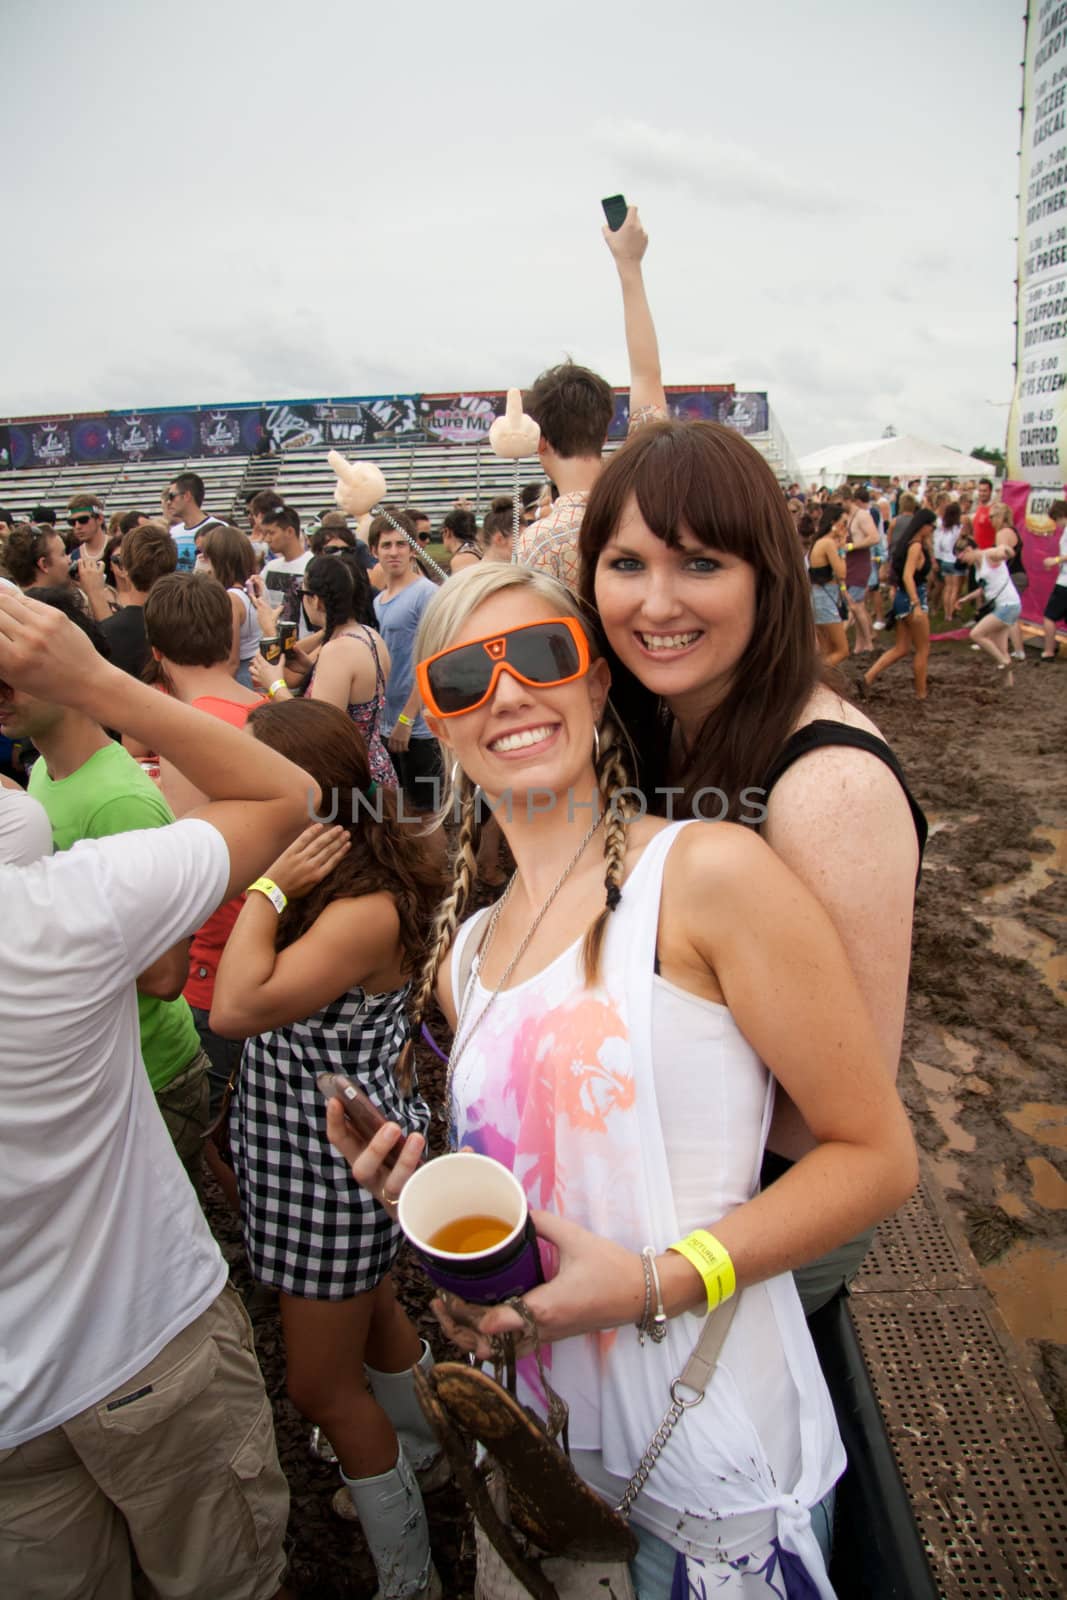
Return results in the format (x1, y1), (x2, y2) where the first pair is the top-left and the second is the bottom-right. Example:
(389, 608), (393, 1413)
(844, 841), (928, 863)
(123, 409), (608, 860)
(614, 1297), (739, 1518)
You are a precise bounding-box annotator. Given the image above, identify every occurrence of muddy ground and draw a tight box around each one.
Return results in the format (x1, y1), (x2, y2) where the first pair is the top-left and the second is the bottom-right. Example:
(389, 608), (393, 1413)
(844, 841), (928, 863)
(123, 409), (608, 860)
(206, 635), (1067, 1598)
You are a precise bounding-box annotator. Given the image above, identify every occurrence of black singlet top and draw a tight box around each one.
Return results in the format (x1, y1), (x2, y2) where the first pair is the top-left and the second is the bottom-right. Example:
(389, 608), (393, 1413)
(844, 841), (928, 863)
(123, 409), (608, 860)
(762, 720), (928, 882)
(893, 543), (932, 587)
(808, 563), (834, 584)
(1005, 538), (1025, 579)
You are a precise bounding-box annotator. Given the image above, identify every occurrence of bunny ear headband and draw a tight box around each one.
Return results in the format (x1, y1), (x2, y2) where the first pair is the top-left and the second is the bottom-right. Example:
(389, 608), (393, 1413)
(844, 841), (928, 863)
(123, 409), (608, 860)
(488, 388), (541, 560)
(326, 450), (449, 583)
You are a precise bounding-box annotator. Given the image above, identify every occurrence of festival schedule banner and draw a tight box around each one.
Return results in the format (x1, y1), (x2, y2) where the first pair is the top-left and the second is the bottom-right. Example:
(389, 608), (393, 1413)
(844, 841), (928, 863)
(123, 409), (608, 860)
(1007, 2), (1067, 483)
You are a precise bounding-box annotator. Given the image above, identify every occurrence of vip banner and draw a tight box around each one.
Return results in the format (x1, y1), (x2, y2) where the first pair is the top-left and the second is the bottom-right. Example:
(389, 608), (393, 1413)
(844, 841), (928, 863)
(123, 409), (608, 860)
(265, 397), (421, 452)
(1001, 479), (1066, 624)
(1007, 3), (1067, 483)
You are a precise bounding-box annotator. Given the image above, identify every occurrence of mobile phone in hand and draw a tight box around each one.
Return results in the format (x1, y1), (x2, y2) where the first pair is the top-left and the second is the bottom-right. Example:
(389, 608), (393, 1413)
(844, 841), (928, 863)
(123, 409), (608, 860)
(601, 194), (627, 231)
(316, 1073), (399, 1168)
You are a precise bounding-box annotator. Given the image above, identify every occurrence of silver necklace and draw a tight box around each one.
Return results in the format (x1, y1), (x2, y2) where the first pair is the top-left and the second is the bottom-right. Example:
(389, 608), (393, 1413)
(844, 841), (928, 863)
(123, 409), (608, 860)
(446, 810), (606, 1121)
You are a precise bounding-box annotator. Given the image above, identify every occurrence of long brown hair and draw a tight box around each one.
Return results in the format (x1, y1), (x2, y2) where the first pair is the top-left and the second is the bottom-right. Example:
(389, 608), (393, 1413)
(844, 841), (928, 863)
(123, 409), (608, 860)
(246, 699), (443, 974)
(578, 420), (820, 818)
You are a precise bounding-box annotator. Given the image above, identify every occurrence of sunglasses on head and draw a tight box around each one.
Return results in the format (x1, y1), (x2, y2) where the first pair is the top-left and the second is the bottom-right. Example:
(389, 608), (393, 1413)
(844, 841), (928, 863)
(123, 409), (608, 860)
(417, 616), (589, 719)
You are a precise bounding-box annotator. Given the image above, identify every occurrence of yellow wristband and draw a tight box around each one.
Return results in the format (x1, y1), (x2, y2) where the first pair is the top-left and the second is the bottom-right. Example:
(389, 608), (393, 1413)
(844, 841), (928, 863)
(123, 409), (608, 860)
(247, 876), (287, 914)
(397, 713), (413, 727)
(668, 1229), (736, 1311)
(267, 678), (287, 699)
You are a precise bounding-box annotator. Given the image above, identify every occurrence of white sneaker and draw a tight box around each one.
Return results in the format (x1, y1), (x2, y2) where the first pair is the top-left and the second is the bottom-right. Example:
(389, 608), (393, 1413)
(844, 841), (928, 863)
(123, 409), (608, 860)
(970, 644), (980, 651)
(1011, 650), (1026, 660)
(873, 621), (886, 631)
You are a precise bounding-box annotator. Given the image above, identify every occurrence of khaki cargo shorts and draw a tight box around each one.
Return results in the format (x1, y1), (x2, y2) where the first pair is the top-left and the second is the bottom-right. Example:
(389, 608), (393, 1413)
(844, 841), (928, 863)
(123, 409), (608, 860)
(0, 1285), (288, 1599)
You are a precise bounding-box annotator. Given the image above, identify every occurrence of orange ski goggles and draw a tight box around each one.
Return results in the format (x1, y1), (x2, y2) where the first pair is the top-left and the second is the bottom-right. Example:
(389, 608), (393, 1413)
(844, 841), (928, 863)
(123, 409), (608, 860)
(417, 616), (590, 718)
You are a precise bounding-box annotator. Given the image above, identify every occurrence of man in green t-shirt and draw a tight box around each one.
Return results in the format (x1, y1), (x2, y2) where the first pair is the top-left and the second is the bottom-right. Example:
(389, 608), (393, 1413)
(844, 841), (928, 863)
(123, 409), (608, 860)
(3, 589), (214, 1188)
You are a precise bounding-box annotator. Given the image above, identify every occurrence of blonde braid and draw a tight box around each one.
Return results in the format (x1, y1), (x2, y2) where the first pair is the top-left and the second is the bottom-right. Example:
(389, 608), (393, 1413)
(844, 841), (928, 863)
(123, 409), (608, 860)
(397, 775), (482, 1093)
(581, 717), (634, 986)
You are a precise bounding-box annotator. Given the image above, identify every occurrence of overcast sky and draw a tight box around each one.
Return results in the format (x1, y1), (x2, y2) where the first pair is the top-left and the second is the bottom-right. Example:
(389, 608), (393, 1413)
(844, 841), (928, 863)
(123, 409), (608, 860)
(2, 0), (1023, 459)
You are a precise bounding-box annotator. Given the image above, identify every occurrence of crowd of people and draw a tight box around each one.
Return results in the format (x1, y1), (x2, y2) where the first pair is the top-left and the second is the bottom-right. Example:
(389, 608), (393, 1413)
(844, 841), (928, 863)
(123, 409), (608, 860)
(0, 206), (1062, 1600)
(785, 474), (1067, 699)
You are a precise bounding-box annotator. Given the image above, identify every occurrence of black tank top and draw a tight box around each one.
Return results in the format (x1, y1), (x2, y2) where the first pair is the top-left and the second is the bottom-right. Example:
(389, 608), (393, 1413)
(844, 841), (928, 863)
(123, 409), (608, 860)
(893, 542), (932, 586)
(762, 720), (928, 882)
(808, 563), (834, 584)
(1005, 537), (1025, 579)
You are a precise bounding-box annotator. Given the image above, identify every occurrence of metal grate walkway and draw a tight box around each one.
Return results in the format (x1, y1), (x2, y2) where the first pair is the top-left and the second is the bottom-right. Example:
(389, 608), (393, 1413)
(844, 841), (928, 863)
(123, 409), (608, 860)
(850, 1166), (1067, 1597)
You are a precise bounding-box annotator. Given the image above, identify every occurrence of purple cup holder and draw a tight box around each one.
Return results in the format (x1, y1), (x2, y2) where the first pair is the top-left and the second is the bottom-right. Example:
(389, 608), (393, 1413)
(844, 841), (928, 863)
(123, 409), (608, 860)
(414, 1212), (544, 1305)
(397, 1151), (544, 1307)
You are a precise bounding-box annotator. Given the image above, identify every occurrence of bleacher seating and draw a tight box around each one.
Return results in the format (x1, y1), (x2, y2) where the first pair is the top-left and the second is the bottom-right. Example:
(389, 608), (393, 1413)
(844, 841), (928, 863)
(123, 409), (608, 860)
(273, 442), (548, 531)
(0, 457), (267, 529)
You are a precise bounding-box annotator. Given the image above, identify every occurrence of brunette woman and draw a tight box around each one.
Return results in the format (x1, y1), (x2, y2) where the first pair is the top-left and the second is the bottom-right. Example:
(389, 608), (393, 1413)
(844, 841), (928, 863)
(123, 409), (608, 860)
(863, 509), (934, 700)
(328, 562), (916, 1598)
(200, 523), (261, 685)
(211, 698), (445, 1600)
(250, 553), (396, 788)
(807, 503), (849, 666)
(575, 420), (926, 1315)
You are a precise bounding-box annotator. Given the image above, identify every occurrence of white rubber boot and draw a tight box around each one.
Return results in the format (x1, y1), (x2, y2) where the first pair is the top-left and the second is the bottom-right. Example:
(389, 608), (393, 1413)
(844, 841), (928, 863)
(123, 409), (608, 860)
(341, 1446), (440, 1600)
(365, 1340), (450, 1489)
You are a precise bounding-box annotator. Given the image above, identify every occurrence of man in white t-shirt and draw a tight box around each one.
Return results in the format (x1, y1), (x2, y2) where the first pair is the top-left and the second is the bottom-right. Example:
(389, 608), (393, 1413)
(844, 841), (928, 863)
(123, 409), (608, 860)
(164, 471), (225, 572)
(260, 504), (313, 636)
(0, 590), (311, 1600)
(0, 774), (52, 865)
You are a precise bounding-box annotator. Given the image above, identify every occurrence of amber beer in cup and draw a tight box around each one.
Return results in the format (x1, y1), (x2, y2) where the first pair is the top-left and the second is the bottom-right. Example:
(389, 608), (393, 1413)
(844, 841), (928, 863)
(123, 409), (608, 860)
(397, 1153), (543, 1305)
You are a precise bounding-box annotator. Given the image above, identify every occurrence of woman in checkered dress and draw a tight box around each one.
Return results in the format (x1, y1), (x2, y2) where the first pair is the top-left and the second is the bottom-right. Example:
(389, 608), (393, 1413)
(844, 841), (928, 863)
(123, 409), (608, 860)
(211, 697), (447, 1600)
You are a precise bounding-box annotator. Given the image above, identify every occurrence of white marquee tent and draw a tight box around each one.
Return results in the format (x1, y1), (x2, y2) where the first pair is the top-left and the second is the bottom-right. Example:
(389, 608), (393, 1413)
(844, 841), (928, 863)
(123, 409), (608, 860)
(798, 434), (996, 485)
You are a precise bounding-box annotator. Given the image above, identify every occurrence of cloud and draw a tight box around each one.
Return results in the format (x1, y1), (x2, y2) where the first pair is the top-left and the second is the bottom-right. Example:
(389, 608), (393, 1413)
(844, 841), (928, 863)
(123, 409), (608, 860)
(591, 118), (844, 215)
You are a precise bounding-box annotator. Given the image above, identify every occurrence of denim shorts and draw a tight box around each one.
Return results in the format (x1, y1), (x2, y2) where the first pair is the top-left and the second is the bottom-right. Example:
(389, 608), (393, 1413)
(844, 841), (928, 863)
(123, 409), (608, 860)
(994, 600), (1021, 626)
(937, 559), (957, 577)
(811, 583), (842, 625)
(846, 584), (868, 604)
(892, 582), (928, 618)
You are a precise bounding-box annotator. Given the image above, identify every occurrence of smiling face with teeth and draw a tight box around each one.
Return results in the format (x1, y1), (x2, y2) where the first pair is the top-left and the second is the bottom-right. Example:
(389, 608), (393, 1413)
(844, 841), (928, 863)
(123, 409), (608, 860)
(593, 496), (757, 728)
(422, 588), (610, 803)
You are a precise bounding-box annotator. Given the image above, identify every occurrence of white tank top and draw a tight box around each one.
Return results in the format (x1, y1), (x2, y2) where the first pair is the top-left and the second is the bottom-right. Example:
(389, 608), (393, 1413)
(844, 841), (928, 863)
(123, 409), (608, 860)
(448, 821), (842, 1590)
(978, 555), (1019, 610)
(229, 585), (262, 661)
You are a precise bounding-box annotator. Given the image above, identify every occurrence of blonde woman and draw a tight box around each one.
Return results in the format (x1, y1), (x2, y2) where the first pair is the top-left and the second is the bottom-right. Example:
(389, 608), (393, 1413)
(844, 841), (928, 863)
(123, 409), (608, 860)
(327, 562), (916, 1599)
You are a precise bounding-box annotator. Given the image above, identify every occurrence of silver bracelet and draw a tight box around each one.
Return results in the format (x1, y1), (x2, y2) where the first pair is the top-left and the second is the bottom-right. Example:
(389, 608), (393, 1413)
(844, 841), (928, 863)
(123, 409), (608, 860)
(643, 1246), (668, 1343)
(636, 1249), (653, 1344)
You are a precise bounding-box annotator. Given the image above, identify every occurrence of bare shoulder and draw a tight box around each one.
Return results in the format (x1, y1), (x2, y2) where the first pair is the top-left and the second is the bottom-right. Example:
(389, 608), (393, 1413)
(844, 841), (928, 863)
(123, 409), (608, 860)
(764, 687), (918, 873)
(664, 816), (776, 899)
(316, 890), (400, 941)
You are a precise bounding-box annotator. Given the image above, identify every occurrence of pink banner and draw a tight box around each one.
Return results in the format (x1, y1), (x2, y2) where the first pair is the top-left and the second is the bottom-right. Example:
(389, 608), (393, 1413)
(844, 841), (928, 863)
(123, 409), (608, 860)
(1001, 480), (1065, 626)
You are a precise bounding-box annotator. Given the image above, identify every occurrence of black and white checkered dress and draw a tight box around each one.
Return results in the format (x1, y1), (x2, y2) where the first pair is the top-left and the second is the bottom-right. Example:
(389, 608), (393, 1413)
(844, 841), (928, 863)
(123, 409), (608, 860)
(231, 983), (429, 1299)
